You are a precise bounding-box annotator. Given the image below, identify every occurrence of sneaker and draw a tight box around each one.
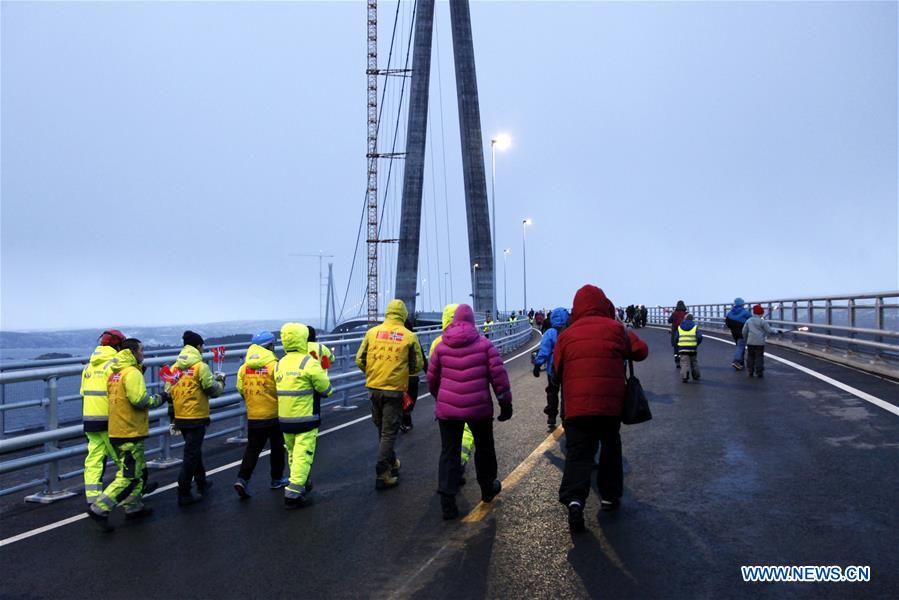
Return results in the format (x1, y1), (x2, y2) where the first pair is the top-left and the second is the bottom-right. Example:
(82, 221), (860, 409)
(375, 471), (399, 490)
(142, 481), (159, 495)
(390, 458), (401, 477)
(234, 478), (251, 499)
(568, 502), (585, 532)
(197, 481), (213, 495)
(177, 492), (202, 507)
(284, 494), (307, 510)
(600, 499), (620, 512)
(440, 494), (459, 520)
(735, 363), (745, 371)
(86, 508), (114, 532)
(269, 477), (289, 490)
(731, 362), (741, 370)
(124, 506), (154, 521)
(481, 480), (502, 503)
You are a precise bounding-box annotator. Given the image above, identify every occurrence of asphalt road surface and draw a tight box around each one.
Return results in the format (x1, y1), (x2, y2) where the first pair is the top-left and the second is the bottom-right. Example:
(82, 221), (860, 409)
(1, 327), (897, 599)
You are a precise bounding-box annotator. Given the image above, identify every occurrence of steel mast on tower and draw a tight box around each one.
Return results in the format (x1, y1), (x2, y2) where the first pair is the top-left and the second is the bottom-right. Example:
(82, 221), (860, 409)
(366, 0), (379, 324)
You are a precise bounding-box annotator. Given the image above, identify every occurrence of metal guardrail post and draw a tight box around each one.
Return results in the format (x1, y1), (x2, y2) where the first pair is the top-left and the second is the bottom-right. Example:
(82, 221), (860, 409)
(147, 366), (182, 469)
(848, 298), (857, 345)
(874, 296), (884, 345)
(25, 377), (76, 503)
(824, 299), (833, 351)
(0, 383), (5, 439)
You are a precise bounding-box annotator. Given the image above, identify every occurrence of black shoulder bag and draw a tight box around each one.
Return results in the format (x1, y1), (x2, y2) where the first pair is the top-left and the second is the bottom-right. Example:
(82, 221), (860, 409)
(621, 327), (652, 425)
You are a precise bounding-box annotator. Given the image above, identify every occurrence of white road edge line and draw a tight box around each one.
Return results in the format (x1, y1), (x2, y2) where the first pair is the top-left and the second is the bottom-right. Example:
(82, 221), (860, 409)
(0, 339), (541, 549)
(647, 325), (898, 417)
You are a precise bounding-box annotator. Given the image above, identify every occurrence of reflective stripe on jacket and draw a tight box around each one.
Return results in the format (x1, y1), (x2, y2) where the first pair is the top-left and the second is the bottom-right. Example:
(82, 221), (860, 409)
(167, 345), (219, 427)
(677, 325), (699, 348)
(276, 352), (333, 433)
(80, 345), (118, 431)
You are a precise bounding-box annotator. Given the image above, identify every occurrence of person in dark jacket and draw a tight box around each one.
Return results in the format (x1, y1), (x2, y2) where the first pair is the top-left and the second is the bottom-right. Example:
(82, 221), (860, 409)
(553, 285), (649, 532)
(667, 300), (688, 368)
(725, 297), (752, 370)
(625, 305), (635, 324)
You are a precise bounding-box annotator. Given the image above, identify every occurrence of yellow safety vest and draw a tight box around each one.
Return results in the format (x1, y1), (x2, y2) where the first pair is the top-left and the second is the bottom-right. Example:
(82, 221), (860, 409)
(108, 366), (150, 440)
(483, 320), (494, 334)
(276, 353), (332, 433)
(678, 324), (699, 348)
(242, 363), (278, 423)
(171, 367), (210, 423)
(80, 346), (117, 431)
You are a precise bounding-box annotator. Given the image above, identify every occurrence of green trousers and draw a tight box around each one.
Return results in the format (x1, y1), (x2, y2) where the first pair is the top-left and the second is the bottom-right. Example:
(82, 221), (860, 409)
(284, 430), (317, 498)
(84, 431), (117, 504)
(461, 424), (475, 466)
(92, 441), (145, 514)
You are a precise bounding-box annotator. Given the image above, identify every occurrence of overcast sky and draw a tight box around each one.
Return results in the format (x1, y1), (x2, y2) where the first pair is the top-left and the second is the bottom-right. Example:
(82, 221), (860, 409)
(2, 0), (896, 331)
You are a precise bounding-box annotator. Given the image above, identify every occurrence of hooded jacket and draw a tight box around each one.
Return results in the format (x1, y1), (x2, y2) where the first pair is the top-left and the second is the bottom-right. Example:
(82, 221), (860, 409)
(676, 318), (704, 352)
(552, 285), (649, 419)
(80, 345), (119, 431)
(107, 348), (160, 441)
(533, 307), (570, 377)
(668, 300), (687, 336)
(277, 323), (332, 433)
(356, 299), (424, 393)
(237, 343), (279, 426)
(166, 344), (222, 427)
(429, 303), (460, 357)
(427, 304), (512, 420)
(725, 301), (752, 340)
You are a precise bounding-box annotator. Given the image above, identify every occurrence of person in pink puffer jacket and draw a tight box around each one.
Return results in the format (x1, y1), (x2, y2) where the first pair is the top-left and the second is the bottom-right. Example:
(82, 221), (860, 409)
(427, 304), (513, 520)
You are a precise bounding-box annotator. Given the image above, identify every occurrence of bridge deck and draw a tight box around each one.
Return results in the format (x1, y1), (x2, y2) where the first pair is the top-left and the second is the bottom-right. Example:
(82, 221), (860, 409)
(1, 328), (897, 598)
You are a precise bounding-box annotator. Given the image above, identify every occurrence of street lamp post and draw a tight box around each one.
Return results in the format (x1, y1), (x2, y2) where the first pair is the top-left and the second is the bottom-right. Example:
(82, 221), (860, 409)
(522, 219), (532, 315)
(472, 263), (480, 310)
(503, 249), (511, 318)
(490, 134), (511, 320)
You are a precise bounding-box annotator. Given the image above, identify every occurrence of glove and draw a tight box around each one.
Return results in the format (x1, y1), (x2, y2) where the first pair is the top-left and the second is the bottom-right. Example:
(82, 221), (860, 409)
(497, 403), (513, 422)
(532, 364), (541, 378)
(214, 371), (226, 386)
(169, 424), (181, 437)
(160, 390), (172, 404)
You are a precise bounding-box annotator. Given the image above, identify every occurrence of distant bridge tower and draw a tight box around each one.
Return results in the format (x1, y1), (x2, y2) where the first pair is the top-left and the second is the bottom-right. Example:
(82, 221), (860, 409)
(395, 0), (494, 316)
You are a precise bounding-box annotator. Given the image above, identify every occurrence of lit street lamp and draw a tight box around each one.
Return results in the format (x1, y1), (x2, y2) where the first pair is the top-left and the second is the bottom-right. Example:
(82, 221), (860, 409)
(522, 219), (532, 314)
(490, 134), (511, 319)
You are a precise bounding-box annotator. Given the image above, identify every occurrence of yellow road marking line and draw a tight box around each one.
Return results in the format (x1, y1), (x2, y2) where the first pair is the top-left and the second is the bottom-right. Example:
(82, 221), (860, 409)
(462, 425), (565, 523)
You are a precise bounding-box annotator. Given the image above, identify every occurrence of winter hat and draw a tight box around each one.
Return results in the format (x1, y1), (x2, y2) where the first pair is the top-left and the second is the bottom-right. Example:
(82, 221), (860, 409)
(251, 330), (275, 347)
(734, 297), (745, 306)
(752, 304), (764, 315)
(99, 329), (126, 347)
(307, 326), (317, 342)
(685, 313), (694, 321)
(182, 330), (204, 348)
(675, 300), (687, 311)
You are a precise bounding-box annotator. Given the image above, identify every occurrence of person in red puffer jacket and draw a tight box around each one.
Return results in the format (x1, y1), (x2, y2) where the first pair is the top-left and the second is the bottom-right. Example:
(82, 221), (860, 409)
(552, 284), (648, 531)
(428, 304), (512, 520)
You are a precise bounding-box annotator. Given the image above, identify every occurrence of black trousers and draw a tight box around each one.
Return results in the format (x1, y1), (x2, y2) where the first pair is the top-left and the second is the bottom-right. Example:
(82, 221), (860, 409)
(545, 374), (561, 420)
(559, 416), (623, 506)
(747, 345), (766, 375)
(238, 423), (285, 481)
(438, 418), (497, 496)
(178, 426), (207, 495)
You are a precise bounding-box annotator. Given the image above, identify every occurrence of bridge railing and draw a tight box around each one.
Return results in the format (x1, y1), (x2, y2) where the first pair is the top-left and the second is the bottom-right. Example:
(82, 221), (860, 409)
(646, 291), (899, 378)
(0, 319), (534, 502)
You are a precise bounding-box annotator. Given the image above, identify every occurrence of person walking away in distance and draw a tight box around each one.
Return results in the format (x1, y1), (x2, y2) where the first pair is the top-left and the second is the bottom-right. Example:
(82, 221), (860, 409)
(233, 331), (288, 499)
(167, 330), (224, 506)
(80, 329), (126, 505)
(725, 298), (752, 370)
(276, 322), (333, 508)
(428, 304), (475, 483)
(676, 313), (703, 382)
(553, 285), (648, 532)
(743, 305), (781, 378)
(355, 299), (424, 490)
(427, 304), (512, 520)
(532, 307), (570, 431)
(668, 300), (688, 368)
(87, 338), (163, 530)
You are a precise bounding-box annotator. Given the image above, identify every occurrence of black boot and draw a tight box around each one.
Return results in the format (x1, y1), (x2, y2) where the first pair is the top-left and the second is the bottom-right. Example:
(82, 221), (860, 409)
(567, 502), (585, 532)
(440, 494), (459, 520)
(481, 480), (502, 503)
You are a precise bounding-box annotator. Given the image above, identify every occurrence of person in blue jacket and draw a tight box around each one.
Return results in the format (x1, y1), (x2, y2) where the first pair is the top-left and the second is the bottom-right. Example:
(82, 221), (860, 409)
(532, 307), (570, 431)
(725, 297), (752, 370)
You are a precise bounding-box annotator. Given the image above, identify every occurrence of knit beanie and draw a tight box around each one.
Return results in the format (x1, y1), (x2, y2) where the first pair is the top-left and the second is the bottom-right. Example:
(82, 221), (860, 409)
(752, 304), (764, 315)
(183, 330), (204, 348)
(734, 297), (745, 306)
